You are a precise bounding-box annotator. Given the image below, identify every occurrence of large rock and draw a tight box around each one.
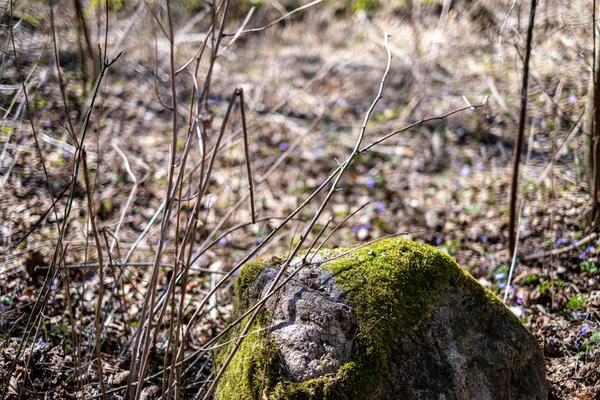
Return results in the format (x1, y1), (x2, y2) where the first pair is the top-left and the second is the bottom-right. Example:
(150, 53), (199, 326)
(215, 238), (547, 399)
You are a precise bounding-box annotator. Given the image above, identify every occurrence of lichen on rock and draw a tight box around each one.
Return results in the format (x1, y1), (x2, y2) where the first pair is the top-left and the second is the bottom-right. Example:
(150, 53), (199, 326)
(214, 238), (547, 400)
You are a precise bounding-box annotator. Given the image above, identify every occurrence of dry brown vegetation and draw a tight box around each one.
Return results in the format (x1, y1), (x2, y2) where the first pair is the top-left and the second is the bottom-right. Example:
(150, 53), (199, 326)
(0, 0), (598, 398)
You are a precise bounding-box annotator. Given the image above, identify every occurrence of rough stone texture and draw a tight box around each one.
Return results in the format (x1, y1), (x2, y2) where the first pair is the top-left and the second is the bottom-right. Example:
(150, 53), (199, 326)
(215, 238), (548, 400)
(382, 286), (547, 400)
(249, 259), (357, 382)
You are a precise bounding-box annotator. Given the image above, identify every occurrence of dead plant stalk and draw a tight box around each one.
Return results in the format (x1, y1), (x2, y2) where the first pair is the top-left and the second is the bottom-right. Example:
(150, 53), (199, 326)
(508, 0), (538, 258)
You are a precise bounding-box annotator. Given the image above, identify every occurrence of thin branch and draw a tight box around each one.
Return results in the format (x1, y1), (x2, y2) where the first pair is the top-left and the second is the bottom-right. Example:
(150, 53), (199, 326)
(508, 0), (537, 258)
(81, 149), (107, 400)
(237, 88), (256, 224)
(222, 0), (323, 37)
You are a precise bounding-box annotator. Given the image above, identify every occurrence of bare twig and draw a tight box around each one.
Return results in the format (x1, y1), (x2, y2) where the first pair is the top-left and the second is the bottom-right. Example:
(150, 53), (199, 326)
(222, 0), (323, 37)
(81, 149), (107, 400)
(508, 0), (537, 258)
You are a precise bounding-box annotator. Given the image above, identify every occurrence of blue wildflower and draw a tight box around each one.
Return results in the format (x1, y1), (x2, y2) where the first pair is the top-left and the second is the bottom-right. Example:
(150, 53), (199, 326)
(376, 201), (385, 212)
(481, 236), (488, 243)
(363, 222), (373, 230)
(352, 226), (360, 233)
(279, 142), (289, 151)
(475, 162), (484, 171)
(586, 245), (595, 253)
(579, 253), (586, 260)
(219, 236), (228, 245)
(366, 178), (375, 189)
(578, 324), (591, 336)
(436, 238), (443, 246)
(494, 272), (505, 281)
(498, 283), (507, 289)
(460, 165), (470, 177)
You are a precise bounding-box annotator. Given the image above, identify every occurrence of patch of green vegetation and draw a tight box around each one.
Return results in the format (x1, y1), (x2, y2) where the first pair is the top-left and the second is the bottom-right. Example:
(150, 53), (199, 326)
(216, 238), (515, 399)
(539, 280), (564, 295)
(0, 126), (14, 141)
(521, 274), (539, 285)
(352, 0), (381, 12)
(13, 12), (42, 28)
(580, 261), (598, 274)
(41, 318), (68, 342)
(466, 203), (481, 214)
(567, 294), (586, 310)
(102, 199), (113, 214)
(439, 238), (461, 254)
(588, 331), (600, 347)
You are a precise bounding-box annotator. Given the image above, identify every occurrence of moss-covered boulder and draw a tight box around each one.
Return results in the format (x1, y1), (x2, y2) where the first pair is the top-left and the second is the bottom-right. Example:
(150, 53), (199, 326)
(215, 238), (547, 399)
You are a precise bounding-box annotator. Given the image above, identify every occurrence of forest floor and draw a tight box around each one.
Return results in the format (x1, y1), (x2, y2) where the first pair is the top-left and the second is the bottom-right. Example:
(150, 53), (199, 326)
(0, 1), (599, 399)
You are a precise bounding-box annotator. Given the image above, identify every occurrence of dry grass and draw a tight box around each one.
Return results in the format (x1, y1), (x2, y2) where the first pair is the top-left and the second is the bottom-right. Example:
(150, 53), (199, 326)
(0, 0), (598, 398)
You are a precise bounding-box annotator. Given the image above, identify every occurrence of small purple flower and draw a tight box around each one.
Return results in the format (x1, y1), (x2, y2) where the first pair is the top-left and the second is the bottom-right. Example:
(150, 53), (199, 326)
(578, 252), (586, 260)
(40, 341), (48, 346)
(475, 162), (484, 171)
(460, 165), (470, 177)
(494, 272), (505, 281)
(481, 236), (488, 243)
(219, 236), (228, 245)
(436, 238), (443, 246)
(445, 146), (453, 154)
(578, 324), (591, 336)
(255, 237), (263, 244)
(62, 151), (71, 160)
(568, 94), (578, 104)
(0, 305), (6, 311)
(279, 142), (289, 151)
(352, 225), (360, 233)
(516, 294), (525, 304)
(486, 257), (495, 262)
(556, 238), (564, 245)
(366, 178), (376, 189)
(498, 283), (507, 289)
(363, 222), (373, 230)
(50, 283), (57, 291)
(376, 201), (385, 212)
(43, 119), (52, 128)
(586, 245), (595, 253)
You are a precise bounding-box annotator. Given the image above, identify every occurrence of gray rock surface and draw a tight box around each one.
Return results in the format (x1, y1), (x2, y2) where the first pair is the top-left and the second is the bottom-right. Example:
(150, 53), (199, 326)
(250, 261), (357, 382)
(217, 239), (548, 400)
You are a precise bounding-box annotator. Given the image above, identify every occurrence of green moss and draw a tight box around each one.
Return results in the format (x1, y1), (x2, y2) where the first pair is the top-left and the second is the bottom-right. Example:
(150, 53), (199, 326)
(216, 238), (514, 399)
(13, 12), (42, 28)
